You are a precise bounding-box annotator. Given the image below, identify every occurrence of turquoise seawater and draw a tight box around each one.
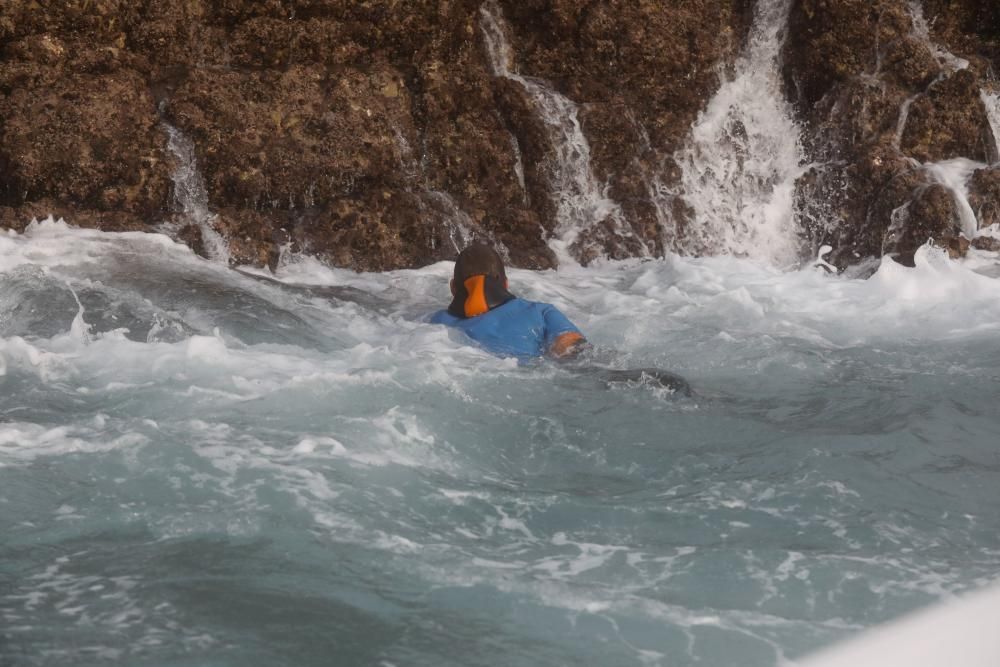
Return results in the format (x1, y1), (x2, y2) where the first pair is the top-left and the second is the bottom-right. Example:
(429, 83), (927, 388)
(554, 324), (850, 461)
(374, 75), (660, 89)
(2, 222), (999, 666)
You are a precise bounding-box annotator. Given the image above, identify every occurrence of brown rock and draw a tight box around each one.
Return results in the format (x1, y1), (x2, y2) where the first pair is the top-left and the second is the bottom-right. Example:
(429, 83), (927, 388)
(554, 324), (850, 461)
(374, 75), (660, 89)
(416, 46), (537, 244)
(290, 192), (454, 272)
(167, 62), (413, 211)
(176, 223), (207, 259)
(784, 0), (998, 270)
(784, 0), (910, 110)
(486, 209), (557, 269)
(796, 141), (914, 267)
(900, 69), (996, 163)
(946, 233), (970, 259)
(3, 0), (995, 274)
(0, 0), (753, 270)
(213, 209), (287, 268)
(151, 2), (557, 270)
(968, 167), (1000, 230)
(806, 77), (910, 156)
(490, 76), (559, 234)
(783, 0), (922, 267)
(495, 0), (751, 256)
(579, 101), (662, 257)
(0, 69), (170, 220)
(0, 202), (147, 234)
(882, 183), (962, 266)
(882, 36), (940, 91)
(972, 236), (1000, 252)
(127, 0), (227, 79)
(570, 217), (650, 267)
(920, 0), (1000, 74)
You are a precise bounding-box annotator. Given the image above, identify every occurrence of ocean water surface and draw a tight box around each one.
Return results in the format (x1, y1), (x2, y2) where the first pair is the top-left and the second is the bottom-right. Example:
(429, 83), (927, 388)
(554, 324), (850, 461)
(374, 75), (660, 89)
(2, 220), (999, 666)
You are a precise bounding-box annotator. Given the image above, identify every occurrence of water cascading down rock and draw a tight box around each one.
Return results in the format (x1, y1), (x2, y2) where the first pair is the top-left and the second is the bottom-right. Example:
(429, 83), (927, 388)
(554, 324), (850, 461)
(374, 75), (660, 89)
(162, 122), (231, 264)
(1, 0), (998, 273)
(785, 0), (999, 269)
(671, 0), (806, 268)
(478, 0), (644, 266)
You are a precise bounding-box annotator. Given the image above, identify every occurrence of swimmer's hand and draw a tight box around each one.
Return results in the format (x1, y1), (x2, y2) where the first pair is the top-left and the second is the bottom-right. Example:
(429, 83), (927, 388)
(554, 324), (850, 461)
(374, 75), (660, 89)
(549, 332), (589, 360)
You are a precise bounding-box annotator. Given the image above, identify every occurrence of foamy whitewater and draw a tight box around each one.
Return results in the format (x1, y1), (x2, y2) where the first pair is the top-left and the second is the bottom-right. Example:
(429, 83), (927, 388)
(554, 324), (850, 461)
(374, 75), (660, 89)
(1, 220), (999, 666)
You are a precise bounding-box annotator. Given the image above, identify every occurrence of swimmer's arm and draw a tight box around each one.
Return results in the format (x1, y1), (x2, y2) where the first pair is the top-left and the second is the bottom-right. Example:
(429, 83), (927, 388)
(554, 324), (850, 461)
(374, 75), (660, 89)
(549, 331), (588, 359)
(542, 304), (588, 359)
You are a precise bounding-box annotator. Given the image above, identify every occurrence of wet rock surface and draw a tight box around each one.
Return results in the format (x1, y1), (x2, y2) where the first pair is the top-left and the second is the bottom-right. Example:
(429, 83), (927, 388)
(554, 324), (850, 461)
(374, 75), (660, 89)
(0, 0), (995, 271)
(784, 0), (999, 269)
(920, 0), (1000, 74)
(0, 0), (751, 270)
(498, 0), (753, 257)
(883, 183), (963, 265)
(0, 47), (170, 226)
(968, 167), (1000, 231)
(900, 69), (996, 164)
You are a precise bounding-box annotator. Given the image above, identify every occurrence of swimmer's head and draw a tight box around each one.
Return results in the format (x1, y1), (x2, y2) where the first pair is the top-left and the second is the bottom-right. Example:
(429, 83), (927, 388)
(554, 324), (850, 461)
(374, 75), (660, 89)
(448, 244), (513, 318)
(451, 243), (507, 291)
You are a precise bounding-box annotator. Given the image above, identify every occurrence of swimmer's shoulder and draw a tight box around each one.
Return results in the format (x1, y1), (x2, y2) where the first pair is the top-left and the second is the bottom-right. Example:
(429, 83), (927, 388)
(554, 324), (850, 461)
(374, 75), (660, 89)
(429, 309), (459, 325)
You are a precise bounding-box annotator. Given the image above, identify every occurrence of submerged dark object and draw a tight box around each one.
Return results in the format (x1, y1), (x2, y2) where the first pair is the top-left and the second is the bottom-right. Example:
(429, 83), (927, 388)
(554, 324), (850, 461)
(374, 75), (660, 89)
(556, 344), (693, 397)
(572, 365), (693, 396)
(598, 367), (693, 396)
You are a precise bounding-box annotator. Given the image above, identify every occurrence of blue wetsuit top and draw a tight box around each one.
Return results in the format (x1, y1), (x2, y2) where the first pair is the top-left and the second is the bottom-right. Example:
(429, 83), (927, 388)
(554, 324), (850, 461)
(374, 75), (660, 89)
(430, 298), (582, 359)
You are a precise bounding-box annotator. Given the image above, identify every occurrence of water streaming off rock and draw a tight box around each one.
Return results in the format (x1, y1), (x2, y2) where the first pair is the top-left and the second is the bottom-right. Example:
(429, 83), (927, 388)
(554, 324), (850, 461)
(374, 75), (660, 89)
(894, 96), (920, 151)
(924, 158), (982, 236)
(908, 1), (969, 73)
(672, 0), (805, 267)
(478, 0), (637, 263)
(163, 123), (231, 264)
(890, 2), (986, 237)
(507, 130), (529, 204)
(391, 124), (481, 256)
(424, 190), (478, 257)
(981, 89), (1000, 161)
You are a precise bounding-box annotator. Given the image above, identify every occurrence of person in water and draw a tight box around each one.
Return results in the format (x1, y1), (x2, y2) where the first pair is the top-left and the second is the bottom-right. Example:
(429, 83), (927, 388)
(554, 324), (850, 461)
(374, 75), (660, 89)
(430, 243), (587, 359)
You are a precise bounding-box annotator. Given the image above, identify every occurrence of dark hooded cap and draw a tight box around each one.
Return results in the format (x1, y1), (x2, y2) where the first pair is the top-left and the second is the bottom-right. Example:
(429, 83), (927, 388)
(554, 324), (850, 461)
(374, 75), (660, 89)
(447, 243), (515, 318)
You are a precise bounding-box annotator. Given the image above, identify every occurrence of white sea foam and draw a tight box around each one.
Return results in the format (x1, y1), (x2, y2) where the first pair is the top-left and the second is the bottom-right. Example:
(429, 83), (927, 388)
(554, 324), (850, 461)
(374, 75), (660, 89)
(672, 0), (805, 267)
(2, 222), (1000, 666)
(1, 220), (998, 397)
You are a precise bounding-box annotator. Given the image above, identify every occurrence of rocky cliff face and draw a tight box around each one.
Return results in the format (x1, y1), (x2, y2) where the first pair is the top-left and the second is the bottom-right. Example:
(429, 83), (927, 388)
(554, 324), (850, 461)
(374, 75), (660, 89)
(0, 1), (995, 271)
(783, 0), (999, 268)
(0, 0), (749, 270)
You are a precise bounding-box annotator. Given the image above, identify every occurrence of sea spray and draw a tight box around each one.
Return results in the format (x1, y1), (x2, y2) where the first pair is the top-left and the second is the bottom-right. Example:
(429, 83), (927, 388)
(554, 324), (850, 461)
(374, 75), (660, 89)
(672, 0), (806, 267)
(64, 282), (92, 345)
